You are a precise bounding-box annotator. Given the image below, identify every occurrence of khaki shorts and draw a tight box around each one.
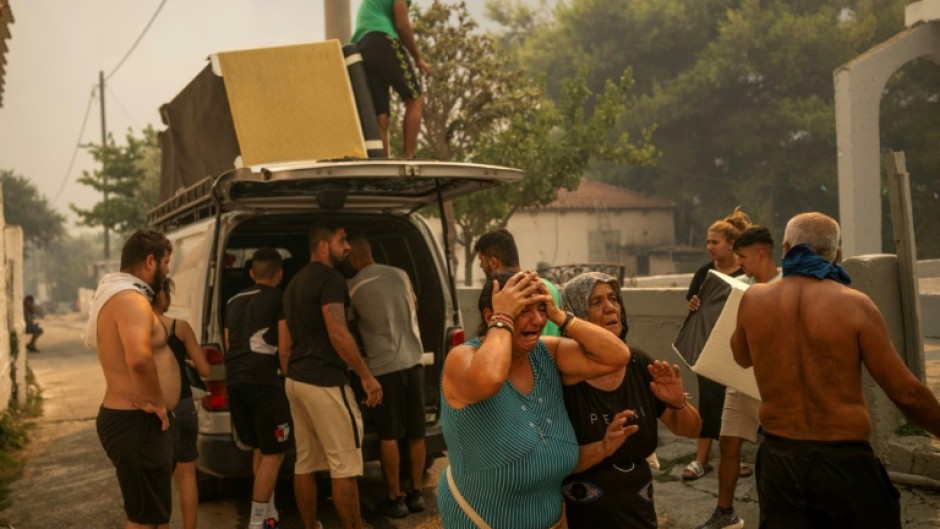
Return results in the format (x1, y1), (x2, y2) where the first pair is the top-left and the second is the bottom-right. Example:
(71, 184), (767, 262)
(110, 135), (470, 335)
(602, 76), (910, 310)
(285, 378), (363, 477)
(720, 388), (761, 443)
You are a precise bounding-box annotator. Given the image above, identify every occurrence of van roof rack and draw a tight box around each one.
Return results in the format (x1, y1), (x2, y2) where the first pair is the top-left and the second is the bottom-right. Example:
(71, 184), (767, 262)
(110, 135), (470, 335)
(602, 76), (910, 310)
(148, 176), (218, 232)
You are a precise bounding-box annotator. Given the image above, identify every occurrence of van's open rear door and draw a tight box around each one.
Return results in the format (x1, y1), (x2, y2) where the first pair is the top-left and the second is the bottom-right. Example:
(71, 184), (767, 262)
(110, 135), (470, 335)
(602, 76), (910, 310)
(213, 159), (523, 212)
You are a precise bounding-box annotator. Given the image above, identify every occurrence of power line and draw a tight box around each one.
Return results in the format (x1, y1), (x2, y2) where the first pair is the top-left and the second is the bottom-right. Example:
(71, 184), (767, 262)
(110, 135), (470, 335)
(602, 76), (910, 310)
(107, 84), (139, 129)
(105, 0), (168, 81)
(52, 88), (97, 205)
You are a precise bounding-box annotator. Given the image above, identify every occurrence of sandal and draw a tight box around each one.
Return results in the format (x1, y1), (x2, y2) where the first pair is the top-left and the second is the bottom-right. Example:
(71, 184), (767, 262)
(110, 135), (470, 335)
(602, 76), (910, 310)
(681, 461), (713, 481)
(739, 465), (754, 478)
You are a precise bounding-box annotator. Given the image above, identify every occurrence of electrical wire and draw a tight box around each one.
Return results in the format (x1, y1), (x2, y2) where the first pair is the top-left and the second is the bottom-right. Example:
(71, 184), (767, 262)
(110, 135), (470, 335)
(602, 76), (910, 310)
(105, 0), (168, 81)
(51, 88), (96, 205)
(107, 84), (139, 129)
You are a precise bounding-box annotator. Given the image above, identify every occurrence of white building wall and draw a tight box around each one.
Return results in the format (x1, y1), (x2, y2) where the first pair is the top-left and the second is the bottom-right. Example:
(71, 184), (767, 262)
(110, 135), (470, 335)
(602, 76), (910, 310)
(431, 208), (676, 286)
(5, 226), (25, 407)
(0, 184), (9, 411)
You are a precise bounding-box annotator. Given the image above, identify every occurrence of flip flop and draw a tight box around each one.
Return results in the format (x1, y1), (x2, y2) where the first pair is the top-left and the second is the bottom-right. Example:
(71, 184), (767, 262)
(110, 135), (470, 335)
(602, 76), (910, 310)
(681, 461), (713, 481)
(739, 465), (754, 478)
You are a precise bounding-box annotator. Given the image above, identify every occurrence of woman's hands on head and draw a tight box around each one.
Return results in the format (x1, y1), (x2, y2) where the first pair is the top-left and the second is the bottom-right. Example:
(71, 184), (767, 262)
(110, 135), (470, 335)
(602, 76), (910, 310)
(490, 270), (543, 320)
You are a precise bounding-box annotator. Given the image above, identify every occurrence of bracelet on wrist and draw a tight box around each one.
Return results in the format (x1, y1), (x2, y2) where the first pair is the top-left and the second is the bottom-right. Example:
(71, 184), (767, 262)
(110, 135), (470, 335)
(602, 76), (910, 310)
(487, 319), (514, 335)
(667, 393), (690, 411)
(559, 311), (576, 336)
(491, 313), (515, 326)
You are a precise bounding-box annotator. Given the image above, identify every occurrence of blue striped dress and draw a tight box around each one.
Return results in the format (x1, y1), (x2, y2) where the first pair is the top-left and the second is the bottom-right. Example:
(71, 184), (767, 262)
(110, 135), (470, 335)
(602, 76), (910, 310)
(437, 339), (579, 528)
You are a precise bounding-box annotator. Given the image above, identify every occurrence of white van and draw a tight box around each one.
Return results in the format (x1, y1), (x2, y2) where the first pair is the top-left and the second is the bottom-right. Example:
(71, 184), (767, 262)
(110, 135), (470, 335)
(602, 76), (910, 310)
(151, 159), (522, 484)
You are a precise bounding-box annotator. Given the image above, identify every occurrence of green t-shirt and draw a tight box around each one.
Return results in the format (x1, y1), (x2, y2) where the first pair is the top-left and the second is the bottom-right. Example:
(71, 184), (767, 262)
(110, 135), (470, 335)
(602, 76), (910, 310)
(351, 0), (411, 43)
(541, 278), (561, 337)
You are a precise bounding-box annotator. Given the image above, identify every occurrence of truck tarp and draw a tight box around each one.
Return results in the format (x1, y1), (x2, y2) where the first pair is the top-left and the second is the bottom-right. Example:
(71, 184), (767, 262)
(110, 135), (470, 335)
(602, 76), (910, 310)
(158, 40), (369, 201)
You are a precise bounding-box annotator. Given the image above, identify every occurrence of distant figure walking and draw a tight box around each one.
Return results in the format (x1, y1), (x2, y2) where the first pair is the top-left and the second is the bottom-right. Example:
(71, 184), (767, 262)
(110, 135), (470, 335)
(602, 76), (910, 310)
(351, 0), (431, 159)
(24, 295), (43, 352)
(733, 212), (940, 528)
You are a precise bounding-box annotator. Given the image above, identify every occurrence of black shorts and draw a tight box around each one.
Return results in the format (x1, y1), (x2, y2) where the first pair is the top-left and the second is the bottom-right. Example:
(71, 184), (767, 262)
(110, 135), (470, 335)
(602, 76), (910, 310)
(174, 397), (198, 463)
(26, 323), (43, 336)
(374, 364), (426, 441)
(228, 384), (293, 454)
(96, 406), (178, 525)
(757, 433), (901, 529)
(697, 375), (727, 439)
(357, 31), (422, 116)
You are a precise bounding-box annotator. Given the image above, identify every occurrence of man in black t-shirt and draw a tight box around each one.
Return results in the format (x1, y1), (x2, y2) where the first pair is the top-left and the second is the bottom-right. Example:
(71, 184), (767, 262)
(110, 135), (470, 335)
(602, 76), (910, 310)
(281, 222), (383, 529)
(224, 247), (291, 529)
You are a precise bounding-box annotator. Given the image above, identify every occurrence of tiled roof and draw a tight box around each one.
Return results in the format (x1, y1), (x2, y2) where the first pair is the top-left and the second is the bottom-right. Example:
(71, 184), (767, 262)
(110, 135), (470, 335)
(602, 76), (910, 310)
(534, 178), (673, 211)
(0, 1), (13, 108)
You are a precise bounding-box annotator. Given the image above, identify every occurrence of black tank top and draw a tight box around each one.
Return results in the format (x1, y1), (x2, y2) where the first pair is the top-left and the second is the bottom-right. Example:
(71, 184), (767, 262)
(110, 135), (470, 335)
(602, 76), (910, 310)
(164, 319), (192, 400)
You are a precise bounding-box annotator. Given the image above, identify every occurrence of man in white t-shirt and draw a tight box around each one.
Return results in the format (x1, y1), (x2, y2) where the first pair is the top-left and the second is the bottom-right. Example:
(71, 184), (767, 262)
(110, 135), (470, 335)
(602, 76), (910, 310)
(697, 226), (780, 529)
(347, 233), (427, 518)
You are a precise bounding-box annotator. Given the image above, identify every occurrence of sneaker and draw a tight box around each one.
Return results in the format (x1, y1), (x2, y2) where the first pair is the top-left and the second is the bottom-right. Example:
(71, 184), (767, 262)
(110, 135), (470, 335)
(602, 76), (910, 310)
(374, 496), (408, 518)
(404, 489), (426, 513)
(695, 507), (744, 529)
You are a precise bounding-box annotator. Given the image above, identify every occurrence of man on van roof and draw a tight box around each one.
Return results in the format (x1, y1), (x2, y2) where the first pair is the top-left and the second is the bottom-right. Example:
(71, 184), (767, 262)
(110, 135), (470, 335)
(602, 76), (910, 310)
(87, 229), (177, 528)
(351, 0), (431, 159)
(280, 221), (383, 529)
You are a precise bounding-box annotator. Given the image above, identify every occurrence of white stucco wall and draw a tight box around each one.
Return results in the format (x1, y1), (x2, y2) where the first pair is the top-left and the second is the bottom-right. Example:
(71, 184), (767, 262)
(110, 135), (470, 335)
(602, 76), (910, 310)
(0, 184), (9, 411)
(432, 208), (675, 285)
(5, 226), (25, 407)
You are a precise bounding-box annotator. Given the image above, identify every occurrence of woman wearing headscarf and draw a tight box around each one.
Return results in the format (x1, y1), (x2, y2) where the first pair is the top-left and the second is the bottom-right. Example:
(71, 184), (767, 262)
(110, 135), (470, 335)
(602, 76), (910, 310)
(561, 272), (702, 529)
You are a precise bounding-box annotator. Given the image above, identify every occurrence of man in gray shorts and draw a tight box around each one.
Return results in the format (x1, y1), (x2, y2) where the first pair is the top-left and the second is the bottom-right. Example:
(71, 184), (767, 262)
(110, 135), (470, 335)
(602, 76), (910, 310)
(697, 226), (780, 529)
(348, 233), (427, 518)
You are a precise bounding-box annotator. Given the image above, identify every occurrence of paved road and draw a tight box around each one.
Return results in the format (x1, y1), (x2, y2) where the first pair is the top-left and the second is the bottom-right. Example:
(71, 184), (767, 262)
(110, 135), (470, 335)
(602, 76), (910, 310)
(2, 314), (939, 528)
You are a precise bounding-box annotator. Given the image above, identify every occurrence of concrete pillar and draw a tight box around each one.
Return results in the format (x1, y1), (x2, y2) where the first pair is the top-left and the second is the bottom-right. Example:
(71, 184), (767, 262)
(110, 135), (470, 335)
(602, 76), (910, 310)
(834, 21), (940, 257)
(325, 0), (352, 43)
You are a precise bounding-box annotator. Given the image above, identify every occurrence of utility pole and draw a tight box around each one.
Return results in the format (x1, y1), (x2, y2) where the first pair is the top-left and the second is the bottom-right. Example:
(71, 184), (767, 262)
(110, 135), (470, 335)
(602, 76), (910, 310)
(324, 0), (351, 43)
(99, 70), (109, 260)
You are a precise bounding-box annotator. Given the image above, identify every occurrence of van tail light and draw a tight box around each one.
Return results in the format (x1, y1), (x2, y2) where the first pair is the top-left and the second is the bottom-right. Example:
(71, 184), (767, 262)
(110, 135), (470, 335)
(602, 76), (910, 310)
(446, 327), (465, 350)
(203, 380), (229, 411)
(203, 344), (224, 365)
(200, 344), (228, 411)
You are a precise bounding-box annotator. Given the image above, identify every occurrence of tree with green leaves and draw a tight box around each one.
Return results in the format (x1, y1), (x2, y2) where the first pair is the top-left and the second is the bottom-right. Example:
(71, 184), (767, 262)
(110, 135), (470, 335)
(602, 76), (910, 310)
(0, 169), (65, 248)
(502, 0), (939, 257)
(71, 125), (161, 238)
(393, 0), (657, 283)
